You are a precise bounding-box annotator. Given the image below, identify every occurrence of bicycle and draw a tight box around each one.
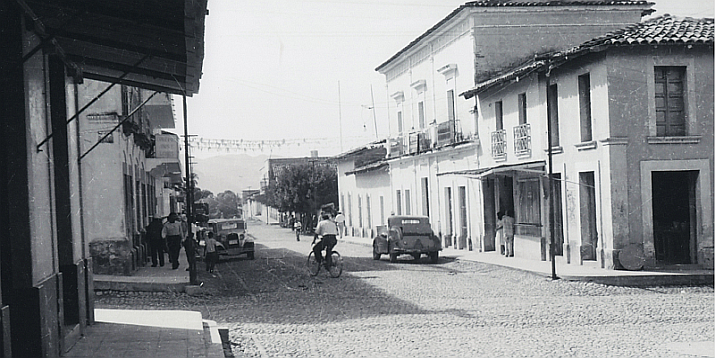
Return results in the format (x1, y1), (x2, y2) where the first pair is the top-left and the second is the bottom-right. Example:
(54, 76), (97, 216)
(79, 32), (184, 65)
(307, 249), (343, 278)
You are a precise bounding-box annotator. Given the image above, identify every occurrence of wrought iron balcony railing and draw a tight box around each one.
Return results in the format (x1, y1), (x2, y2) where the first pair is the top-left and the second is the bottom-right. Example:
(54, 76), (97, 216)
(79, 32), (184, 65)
(491, 129), (507, 159)
(513, 123), (531, 156)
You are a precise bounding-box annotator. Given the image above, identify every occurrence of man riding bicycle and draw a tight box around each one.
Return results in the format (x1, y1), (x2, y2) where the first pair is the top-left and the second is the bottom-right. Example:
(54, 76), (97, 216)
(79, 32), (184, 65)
(312, 211), (338, 269)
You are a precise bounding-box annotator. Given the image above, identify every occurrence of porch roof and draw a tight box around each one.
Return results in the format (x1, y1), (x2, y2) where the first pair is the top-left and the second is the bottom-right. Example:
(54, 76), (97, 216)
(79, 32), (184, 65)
(437, 160), (546, 178)
(21, 0), (207, 96)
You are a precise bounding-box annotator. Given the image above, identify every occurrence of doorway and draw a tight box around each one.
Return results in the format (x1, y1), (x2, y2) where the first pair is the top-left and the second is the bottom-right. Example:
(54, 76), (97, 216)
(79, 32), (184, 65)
(579, 172), (597, 261)
(652, 171), (696, 264)
(482, 179), (496, 251)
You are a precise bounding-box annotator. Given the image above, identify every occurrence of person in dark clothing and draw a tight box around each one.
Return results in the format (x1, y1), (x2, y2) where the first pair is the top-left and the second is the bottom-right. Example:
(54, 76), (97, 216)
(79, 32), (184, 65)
(146, 217), (165, 267)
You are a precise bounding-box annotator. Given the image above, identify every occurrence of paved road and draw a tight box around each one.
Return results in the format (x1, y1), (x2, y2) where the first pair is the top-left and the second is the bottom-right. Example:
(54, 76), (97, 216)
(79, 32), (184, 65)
(97, 219), (714, 358)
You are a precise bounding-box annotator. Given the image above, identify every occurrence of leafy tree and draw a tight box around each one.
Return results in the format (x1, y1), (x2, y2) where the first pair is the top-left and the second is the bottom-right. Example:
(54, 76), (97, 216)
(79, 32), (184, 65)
(215, 190), (240, 219)
(267, 163), (337, 224)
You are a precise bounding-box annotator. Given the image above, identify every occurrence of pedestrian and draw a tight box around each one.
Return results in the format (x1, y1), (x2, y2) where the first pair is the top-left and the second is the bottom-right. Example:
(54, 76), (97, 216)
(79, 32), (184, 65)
(294, 219), (302, 241)
(496, 211), (505, 255)
(503, 209), (515, 257)
(162, 212), (185, 269)
(183, 216), (200, 272)
(204, 231), (218, 273)
(334, 211), (345, 238)
(289, 215), (295, 231)
(146, 216), (165, 267)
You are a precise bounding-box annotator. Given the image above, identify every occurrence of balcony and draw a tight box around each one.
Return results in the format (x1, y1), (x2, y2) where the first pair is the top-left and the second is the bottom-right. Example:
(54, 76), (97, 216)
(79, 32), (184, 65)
(408, 130), (432, 154)
(491, 129), (507, 159)
(513, 123), (531, 156)
(387, 136), (404, 158)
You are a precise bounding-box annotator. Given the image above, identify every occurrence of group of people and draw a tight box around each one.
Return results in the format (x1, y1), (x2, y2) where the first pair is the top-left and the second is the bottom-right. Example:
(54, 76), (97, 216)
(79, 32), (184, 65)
(144, 212), (219, 273)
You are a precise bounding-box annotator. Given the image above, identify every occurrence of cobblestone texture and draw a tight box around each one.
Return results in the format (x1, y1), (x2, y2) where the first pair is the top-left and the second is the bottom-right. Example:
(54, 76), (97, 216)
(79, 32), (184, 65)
(96, 222), (714, 358)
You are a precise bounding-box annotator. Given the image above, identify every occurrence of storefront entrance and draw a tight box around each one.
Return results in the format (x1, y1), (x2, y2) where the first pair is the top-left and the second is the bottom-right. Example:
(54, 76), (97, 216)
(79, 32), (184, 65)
(652, 171), (696, 264)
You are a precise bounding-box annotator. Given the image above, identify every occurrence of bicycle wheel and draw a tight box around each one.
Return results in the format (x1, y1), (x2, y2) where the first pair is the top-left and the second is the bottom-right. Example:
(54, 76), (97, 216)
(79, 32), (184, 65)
(327, 251), (343, 278)
(307, 251), (321, 276)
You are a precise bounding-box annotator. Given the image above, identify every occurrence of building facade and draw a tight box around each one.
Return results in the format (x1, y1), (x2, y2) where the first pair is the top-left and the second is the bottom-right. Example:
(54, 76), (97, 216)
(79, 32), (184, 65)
(0, 1), (206, 356)
(369, 1), (654, 255)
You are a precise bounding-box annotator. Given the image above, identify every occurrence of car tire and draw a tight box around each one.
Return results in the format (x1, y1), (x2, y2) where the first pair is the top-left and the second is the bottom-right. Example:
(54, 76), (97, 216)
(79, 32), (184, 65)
(389, 253), (398, 263)
(429, 251), (438, 264)
(372, 244), (381, 260)
(248, 251), (255, 260)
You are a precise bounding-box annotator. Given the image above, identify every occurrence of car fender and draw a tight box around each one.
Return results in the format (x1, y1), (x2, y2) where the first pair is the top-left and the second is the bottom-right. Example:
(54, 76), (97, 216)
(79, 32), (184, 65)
(373, 235), (388, 254)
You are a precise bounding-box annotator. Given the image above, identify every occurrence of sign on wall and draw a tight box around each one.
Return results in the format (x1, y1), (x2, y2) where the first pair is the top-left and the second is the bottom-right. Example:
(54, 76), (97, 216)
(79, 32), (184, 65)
(155, 134), (179, 158)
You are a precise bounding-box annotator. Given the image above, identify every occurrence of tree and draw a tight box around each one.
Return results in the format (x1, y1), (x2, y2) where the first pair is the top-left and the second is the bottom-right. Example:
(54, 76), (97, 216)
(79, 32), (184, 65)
(215, 190), (240, 219)
(267, 163), (337, 224)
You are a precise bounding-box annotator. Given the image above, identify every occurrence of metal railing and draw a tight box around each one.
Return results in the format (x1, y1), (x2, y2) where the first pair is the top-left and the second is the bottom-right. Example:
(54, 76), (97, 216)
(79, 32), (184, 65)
(491, 129), (507, 159)
(513, 123), (531, 156)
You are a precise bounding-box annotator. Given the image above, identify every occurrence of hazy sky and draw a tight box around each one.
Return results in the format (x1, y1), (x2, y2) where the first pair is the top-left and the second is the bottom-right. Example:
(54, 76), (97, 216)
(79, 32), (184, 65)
(173, 0), (714, 158)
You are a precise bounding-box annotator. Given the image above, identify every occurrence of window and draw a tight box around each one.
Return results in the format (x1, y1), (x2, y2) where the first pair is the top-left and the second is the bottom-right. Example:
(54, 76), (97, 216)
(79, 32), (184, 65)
(495, 101), (503, 130)
(396, 190), (402, 215)
(358, 195), (363, 228)
(405, 189), (411, 215)
(655, 66), (686, 136)
(397, 111), (403, 133)
(418, 101), (425, 129)
(380, 196), (385, 225)
(578, 73), (593, 142)
(421, 178), (429, 217)
(518, 93), (527, 125)
(547, 84), (560, 146)
(366, 194), (372, 229)
(516, 178), (541, 237)
(447, 89), (455, 121)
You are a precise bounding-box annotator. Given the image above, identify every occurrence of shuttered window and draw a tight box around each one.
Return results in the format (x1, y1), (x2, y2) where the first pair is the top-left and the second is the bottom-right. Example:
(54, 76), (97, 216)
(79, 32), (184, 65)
(655, 67), (686, 136)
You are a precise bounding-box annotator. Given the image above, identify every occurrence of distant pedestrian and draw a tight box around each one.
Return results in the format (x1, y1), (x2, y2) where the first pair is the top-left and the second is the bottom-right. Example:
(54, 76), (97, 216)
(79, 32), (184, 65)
(204, 231), (219, 273)
(294, 220), (302, 241)
(146, 217), (165, 267)
(497, 210), (515, 257)
(162, 212), (185, 269)
(183, 219), (198, 272)
(334, 212), (345, 238)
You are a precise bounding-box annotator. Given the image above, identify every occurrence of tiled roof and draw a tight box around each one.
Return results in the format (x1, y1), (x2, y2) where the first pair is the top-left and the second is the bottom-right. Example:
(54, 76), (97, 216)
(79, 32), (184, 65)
(465, 1), (652, 7)
(376, 1), (654, 72)
(577, 14), (713, 47)
(462, 15), (713, 98)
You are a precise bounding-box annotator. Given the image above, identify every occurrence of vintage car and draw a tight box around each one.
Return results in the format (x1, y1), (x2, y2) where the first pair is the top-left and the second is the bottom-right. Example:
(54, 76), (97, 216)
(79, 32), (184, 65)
(372, 215), (441, 263)
(207, 218), (254, 260)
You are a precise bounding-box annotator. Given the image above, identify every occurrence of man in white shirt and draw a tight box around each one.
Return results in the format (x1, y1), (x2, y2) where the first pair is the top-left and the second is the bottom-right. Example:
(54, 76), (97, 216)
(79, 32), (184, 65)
(312, 212), (338, 268)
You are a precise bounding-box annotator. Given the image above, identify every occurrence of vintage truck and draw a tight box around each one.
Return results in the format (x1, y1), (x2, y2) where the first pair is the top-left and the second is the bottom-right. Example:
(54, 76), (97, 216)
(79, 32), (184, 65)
(207, 218), (255, 260)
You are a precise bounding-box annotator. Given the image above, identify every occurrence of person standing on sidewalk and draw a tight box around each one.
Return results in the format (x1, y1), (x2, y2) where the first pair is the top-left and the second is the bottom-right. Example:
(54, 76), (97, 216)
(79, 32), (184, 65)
(162, 212), (185, 269)
(294, 219), (302, 241)
(204, 231), (218, 273)
(146, 217), (165, 267)
(334, 211), (345, 238)
(502, 209), (515, 257)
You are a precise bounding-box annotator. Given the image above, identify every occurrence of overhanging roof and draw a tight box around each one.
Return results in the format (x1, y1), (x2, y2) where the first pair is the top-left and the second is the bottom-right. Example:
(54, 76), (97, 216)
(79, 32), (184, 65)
(23, 0), (207, 96)
(437, 160), (546, 177)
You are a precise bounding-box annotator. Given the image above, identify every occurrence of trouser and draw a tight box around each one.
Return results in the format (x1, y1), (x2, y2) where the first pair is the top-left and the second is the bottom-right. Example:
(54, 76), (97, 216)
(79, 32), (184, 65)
(184, 238), (196, 271)
(313, 235), (337, 267)
(149, 239), (165, 266)
(205, 252), (218, 271)
(505, 235), (514, 257)
(167, 235), (182, 268)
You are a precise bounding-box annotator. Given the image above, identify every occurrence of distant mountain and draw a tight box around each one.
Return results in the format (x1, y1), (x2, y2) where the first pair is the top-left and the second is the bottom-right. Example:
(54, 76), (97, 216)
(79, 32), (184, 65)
(192, 154), (269, 197)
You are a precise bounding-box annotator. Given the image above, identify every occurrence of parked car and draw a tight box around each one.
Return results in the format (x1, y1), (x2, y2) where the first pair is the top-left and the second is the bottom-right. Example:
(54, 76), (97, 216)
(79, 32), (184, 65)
(207, 218), (254, 260)
(372, 215), (441, 263)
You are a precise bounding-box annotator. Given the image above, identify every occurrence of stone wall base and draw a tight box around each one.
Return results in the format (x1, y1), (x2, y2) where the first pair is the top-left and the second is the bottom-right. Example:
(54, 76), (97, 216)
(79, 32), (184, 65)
(89, 239), (132, 275)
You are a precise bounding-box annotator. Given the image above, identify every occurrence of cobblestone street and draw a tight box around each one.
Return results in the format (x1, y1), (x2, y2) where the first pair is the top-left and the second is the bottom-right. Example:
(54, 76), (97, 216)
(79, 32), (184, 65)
(96, 221), (714, 357)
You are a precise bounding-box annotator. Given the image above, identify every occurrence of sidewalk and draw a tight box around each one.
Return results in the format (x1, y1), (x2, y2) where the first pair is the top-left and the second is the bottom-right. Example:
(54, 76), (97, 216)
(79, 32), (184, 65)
(82, 251), (229, 358)
(335, 230), (714, 286)
(64, 309), (226, 358)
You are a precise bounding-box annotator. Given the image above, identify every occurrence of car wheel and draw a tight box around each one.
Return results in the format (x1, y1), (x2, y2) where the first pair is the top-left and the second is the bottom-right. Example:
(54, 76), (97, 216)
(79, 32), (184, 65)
(372, 244), (381, 260)
(389, 253), (398, 263)
(412, 253), (421, 260)
(429, 251), (439, 264)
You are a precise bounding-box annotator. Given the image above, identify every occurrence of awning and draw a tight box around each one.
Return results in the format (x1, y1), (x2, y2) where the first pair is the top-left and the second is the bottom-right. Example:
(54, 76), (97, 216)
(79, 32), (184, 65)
(23, 0), (207, 96)
(437, 160), (546, 178)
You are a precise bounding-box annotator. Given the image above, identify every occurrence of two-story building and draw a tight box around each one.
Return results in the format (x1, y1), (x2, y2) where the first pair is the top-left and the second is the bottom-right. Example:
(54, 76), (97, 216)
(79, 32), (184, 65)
(365, 1), (654, 251)
(461, 15), (714, 269)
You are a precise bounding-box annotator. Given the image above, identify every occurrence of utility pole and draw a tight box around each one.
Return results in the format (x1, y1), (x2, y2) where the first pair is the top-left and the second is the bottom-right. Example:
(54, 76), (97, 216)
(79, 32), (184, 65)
(183, 95), (197, 285)
(371, 85), (378, 139)
(546, 73), (557, 281)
